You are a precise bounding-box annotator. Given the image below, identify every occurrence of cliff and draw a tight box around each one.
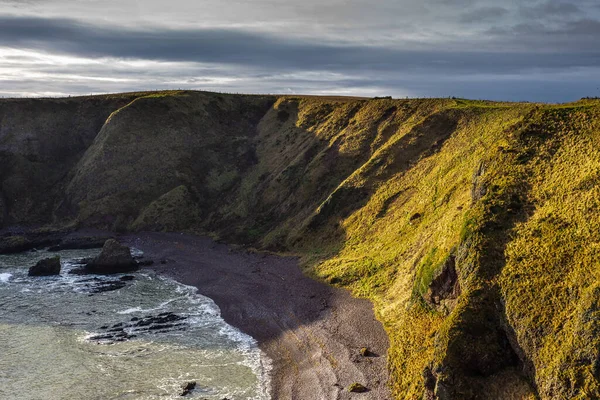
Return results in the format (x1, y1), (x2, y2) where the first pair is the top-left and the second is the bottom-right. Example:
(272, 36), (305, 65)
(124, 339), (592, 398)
(1, 90), (599, 399)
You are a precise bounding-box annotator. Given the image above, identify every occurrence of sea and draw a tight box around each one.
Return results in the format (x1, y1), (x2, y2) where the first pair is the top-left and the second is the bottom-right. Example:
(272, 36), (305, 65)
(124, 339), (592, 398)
(0, 247), (271, 400)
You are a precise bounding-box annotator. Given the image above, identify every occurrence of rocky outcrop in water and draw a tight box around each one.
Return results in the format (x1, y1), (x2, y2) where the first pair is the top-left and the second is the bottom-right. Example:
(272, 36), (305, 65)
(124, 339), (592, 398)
(28, 256), (61, 276)
(77, 277), (131, 294)
(180, 381), (196, 396)
(89, 312), (188, 342)
(83, 239), (138, 274)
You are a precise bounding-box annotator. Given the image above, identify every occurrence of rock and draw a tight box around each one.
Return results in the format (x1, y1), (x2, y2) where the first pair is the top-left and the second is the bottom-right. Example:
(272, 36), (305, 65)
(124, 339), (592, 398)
(84, 239), (138, 274)
(348, 382), (368, 393)
(423, 254), (461, 312)
(471, 161), (487, 204)
(74, 277), (130, 294)
(87, 280), (127, 294)
(0, 234), (60, 254)
(180, 381), (196, 396)
(28, 256), (61, 276)
(136, 259), (154, 267)
(329, 277), (342, 284)
(88, 312), (187, 343)
(409, 212), (422, 222)
(422, 366), (437, 400)
(0, 229), (71, 254)
(89, 330), (135, 342)
(0, 235), (33, 254)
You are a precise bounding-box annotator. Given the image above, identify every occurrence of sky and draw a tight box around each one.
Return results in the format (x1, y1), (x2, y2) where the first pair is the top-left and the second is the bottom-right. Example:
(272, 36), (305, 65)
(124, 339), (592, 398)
(1, 0), (599, 102)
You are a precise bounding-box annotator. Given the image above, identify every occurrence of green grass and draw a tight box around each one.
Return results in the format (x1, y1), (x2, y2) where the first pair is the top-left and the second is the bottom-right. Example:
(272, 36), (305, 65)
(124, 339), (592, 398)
(413, 247), (440, 298)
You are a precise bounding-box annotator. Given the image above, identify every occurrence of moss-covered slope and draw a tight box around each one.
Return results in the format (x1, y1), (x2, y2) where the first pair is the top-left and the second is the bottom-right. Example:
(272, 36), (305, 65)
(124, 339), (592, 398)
(1, 91), (599, 399)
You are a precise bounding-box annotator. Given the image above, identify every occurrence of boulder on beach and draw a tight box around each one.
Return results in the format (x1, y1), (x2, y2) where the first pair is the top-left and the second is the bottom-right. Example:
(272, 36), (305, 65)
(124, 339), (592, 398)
(28, 256), (61, 276)
(85, 239), (138, 274)
(348, 382), (368, 393)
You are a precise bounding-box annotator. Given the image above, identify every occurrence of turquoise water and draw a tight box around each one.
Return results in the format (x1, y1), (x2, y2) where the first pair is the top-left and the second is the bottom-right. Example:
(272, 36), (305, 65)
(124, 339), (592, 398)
(0, 248), (271, 400)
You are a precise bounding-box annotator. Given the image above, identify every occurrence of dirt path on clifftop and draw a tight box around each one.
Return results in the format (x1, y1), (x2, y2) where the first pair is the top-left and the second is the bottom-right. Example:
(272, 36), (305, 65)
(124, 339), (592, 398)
(120, 232), (391, 400)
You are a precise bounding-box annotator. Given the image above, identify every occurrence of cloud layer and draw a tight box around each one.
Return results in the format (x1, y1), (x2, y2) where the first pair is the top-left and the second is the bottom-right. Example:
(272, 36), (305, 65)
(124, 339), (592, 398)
(1, 0), (599, 101)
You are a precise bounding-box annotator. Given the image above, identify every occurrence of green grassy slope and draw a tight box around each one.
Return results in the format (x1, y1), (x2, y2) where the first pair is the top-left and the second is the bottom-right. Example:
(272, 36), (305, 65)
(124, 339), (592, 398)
(0, 91), (599, 399)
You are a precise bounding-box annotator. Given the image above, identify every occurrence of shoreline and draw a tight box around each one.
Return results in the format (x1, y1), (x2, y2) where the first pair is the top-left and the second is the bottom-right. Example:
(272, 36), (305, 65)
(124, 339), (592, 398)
(120, 232), (391, 400)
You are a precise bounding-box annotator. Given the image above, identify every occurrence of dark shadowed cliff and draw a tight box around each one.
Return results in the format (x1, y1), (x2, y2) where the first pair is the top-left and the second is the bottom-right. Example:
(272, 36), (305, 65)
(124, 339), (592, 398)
(1, 90), (599, 399)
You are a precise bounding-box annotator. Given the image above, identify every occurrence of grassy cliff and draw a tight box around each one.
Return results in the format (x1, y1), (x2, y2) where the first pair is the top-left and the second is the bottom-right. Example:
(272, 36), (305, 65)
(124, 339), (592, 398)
(1, 91), (599, 399)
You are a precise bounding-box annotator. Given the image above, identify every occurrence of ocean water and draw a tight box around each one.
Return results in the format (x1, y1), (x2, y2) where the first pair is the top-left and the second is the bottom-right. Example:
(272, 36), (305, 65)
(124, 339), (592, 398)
(0, 248), (271, 400)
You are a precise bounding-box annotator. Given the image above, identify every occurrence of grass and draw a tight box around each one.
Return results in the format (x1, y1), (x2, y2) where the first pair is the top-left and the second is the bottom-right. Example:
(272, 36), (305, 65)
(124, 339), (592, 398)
(498, 106), (600, 398)
(2, 92), (600, 398)
(294, 102), (536, 398)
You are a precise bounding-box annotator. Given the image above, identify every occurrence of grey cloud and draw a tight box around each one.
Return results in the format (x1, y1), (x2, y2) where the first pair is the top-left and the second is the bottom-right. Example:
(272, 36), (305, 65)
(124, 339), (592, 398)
(492, 17), (600, 39)
(459, 7), (509, 23)
(0, 0), (36, 4)
(437, 0), (478, 7)
(560, 18), (600, 35)
(521, 1), (581, 18)
(0, 15), (599, 76)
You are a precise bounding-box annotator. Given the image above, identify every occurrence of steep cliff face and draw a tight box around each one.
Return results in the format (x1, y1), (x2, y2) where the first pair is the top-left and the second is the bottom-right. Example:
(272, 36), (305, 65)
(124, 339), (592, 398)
(1, 91), (599, 399)
(63, 92), (274, 230)
(0, 94), (139, 225)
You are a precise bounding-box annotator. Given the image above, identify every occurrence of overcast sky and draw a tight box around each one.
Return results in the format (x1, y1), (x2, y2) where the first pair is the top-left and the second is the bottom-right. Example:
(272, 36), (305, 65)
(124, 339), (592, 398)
(1, 0), (599, 101)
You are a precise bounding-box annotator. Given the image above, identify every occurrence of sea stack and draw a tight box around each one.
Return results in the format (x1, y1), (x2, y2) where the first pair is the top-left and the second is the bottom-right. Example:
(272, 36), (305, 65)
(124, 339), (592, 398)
(84, 239), (138, 274)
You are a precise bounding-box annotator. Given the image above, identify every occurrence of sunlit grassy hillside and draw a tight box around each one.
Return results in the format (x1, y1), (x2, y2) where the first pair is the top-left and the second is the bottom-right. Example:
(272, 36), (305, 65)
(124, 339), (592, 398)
(1, 91), (598, 399)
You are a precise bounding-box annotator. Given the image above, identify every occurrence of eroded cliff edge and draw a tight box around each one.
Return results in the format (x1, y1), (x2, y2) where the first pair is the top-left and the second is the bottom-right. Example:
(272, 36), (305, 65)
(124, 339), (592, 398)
(1, 91), (599, 399)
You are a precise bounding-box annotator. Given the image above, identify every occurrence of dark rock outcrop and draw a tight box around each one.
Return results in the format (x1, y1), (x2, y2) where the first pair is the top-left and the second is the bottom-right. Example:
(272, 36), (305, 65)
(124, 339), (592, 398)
(423, 255), (461, 313)
(180, 381), (196, 396)
(0, 234), (61, 254)
(77, 277), (128, 294)
(88, 312), (187, 343)
(348, 382), (368, 393)
(0, 235), (32, 254)
(422, 366), (437, 400)
(471, 161), (487, 204)
(28, 256), (61, 276)
(84, 239), (138, 274)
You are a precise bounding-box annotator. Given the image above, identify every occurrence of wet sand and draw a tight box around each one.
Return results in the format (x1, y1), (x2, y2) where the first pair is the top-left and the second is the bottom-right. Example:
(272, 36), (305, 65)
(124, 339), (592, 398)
(120, 232), (391, 400)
